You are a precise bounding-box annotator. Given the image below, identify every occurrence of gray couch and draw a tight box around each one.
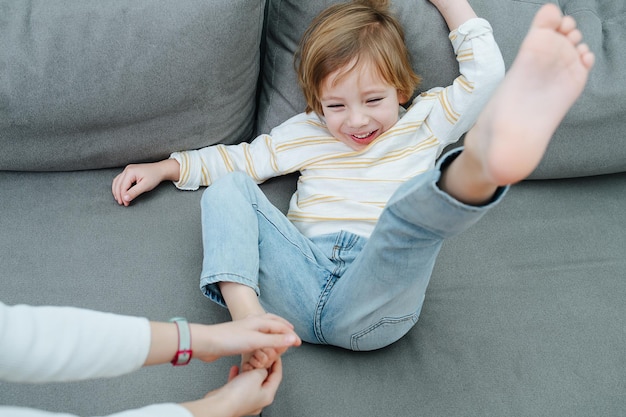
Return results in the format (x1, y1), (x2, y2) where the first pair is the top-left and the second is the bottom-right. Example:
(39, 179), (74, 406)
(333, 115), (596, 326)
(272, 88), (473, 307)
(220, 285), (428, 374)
(2, 0), (625, 416)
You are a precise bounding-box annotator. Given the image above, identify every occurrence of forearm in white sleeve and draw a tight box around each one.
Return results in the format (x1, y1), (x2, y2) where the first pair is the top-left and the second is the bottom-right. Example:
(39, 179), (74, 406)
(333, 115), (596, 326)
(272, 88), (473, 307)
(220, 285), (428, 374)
(0, 302), (151, 383)
(170, 133), (285, 190)
(425, 17), (505, 146)
(0, 403), (192, 417)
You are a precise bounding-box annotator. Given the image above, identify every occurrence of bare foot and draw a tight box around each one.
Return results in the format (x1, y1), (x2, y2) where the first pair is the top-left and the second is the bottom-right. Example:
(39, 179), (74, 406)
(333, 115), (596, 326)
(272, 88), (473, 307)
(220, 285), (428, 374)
(241, 348), (280, 372)
(465, 4), (595, 187)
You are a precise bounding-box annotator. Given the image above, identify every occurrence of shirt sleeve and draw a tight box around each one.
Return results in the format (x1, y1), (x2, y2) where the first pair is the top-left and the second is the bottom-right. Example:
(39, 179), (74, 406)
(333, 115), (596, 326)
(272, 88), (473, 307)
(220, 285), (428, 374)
(1, 403), (192, 417)
(170, 133), (283, 190)
(0, 302), (151, 383)
(420, 17), (505, 147)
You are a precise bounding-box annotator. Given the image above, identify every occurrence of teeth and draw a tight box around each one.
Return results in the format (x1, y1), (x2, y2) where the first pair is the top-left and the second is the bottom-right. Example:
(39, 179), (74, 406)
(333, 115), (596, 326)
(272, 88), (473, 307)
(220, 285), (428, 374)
(353, 131), (373, 139)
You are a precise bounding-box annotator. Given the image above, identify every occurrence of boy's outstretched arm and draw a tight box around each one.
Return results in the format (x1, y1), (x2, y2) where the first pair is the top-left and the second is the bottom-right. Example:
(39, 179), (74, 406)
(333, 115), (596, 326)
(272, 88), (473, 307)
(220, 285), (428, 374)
(112, 158), (180, 206)
(438, 4), (594, 204)
(428, 0), (478, 30)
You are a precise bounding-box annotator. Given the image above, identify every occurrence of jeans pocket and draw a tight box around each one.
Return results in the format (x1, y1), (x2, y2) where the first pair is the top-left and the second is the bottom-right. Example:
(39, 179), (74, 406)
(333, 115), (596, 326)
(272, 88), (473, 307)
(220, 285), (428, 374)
(350, 312), (419, 351)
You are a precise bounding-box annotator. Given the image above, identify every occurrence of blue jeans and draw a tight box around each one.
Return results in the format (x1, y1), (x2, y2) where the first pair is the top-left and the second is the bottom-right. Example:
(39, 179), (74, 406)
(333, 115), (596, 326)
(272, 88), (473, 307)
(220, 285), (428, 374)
(199, 150), (506, 351)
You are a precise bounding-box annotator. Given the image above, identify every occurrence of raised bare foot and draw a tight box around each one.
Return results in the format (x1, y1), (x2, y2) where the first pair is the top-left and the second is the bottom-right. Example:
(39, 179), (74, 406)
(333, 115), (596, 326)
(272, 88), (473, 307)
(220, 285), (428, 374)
(466, 3), (595, 186)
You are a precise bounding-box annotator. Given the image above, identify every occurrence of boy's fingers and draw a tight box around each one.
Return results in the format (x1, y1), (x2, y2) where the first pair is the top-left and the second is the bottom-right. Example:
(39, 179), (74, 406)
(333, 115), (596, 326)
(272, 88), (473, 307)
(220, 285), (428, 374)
(123, 185), (139, 203)
(112, 172), (135, 205)
(112, 174), (125, 204)
(123, 177), (152, 204)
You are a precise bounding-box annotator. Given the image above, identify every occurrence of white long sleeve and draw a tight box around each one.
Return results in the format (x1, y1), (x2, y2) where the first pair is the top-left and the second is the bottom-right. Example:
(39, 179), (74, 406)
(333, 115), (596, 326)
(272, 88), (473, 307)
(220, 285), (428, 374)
(0, 302), (192, 417)
(0, 403), (191, 417)
(0, 303), (150, 382)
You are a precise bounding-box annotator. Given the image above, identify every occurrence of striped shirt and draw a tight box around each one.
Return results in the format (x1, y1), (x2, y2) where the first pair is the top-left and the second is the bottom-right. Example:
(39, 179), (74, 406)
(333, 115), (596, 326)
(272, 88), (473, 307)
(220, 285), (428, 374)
(171, 18), (504, 238)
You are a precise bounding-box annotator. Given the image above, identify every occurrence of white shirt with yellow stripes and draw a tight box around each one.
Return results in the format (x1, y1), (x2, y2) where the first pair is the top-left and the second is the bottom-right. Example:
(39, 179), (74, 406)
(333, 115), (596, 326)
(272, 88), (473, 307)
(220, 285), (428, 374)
(170, 17), (504, 239)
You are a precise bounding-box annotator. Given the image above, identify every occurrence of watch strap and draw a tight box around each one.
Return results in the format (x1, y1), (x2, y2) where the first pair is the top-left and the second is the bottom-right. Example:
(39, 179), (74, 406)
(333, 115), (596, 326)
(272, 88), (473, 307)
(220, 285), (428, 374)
(169, 317), (192, 366)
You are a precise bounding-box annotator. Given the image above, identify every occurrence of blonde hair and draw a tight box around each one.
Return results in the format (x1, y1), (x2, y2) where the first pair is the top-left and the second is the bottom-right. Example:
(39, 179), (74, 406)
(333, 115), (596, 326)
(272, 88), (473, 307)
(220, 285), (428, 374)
(295, 0), (421, 115)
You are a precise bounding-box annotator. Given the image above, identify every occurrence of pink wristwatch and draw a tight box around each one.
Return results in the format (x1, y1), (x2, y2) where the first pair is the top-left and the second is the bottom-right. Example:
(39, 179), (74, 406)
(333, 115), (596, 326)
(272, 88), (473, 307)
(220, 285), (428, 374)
(169, 317), (193, 366)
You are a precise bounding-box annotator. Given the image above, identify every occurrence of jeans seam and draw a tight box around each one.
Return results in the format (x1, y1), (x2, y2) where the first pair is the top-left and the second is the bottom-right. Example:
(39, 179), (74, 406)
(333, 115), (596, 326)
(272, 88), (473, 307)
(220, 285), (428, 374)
(313, 272), (339, 345)
(350, 312), (419, 351)
(316, 231), (362, 344)
(255, 204), (319, 264)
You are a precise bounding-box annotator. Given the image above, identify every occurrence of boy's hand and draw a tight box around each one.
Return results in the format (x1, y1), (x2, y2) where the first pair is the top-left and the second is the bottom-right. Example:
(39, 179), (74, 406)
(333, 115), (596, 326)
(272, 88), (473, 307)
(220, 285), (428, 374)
(112, 159), (180, 206)
(426, 0), (477, 31)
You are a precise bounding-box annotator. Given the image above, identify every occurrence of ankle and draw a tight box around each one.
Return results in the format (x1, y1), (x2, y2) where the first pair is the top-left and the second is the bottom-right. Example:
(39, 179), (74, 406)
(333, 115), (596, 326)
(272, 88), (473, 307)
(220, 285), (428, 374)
(219, 282), (265, 320)
(438, 148), (498, 206)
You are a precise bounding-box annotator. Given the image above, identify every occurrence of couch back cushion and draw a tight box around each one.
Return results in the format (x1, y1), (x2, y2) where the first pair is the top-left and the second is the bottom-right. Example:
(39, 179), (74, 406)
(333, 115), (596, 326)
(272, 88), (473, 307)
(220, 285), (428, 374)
(258, 0), (626, 179)
(0, 0), (265, 171)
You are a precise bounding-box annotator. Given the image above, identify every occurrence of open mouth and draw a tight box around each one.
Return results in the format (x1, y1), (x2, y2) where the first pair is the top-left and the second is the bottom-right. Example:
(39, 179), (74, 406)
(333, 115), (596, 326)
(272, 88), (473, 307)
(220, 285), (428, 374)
(350, 130), (377, 143)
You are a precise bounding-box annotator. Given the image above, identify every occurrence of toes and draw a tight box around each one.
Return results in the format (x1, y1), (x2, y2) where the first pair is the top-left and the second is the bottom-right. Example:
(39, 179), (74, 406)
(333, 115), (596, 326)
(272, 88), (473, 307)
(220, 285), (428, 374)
(576, 42), (590, 56)
(558, 15), (578, 36)
(565, 27), (583, 45)
(249, 351), (268, 368)
(577, 43), (596, 69)
(532, 4), (563, 30)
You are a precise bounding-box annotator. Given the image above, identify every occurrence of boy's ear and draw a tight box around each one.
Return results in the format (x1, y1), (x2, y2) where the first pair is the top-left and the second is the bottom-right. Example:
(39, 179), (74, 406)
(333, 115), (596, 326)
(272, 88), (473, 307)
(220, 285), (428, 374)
(398, 92), (409, 104)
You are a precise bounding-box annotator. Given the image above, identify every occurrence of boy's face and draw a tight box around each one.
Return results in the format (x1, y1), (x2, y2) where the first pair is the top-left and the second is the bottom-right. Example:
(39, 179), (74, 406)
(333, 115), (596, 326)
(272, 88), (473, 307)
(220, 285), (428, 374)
(320, 61), (405, 151)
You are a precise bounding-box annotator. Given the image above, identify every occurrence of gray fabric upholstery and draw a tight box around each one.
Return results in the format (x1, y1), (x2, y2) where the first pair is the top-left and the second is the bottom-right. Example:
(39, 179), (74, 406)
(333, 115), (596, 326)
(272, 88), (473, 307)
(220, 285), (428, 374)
(1, 0), (625, 415)
(0, 0), (265, 171)
(0, 169), (296, 414)
(2, 169), (625, 416)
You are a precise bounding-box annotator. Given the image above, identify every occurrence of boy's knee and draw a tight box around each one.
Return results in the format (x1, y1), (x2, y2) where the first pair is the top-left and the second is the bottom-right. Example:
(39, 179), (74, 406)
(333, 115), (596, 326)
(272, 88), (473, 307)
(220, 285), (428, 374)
(204, 172), (250, 195)
(201, 172), (258, 208)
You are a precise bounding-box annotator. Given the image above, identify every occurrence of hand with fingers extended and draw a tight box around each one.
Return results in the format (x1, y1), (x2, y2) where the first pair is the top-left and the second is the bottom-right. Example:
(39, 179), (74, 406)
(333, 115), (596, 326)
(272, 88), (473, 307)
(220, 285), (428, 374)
(191, 314), (301, 365)
(112, 159), (180, 206)
(144, 314), (299, 417)
(1, 303), (300, 417)
(228, 314), (294, 374)
(145, 313), (302, 367)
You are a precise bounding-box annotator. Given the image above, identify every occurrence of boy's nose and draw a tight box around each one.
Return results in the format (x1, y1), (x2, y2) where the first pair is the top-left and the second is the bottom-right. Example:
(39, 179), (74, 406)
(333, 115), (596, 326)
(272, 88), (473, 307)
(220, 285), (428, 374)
(348, 109), (369, 128)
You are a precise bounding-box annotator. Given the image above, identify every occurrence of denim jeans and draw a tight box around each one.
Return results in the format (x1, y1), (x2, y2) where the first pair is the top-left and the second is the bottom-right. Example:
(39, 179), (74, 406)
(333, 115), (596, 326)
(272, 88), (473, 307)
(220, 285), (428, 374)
(200, 149), (506, 351)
